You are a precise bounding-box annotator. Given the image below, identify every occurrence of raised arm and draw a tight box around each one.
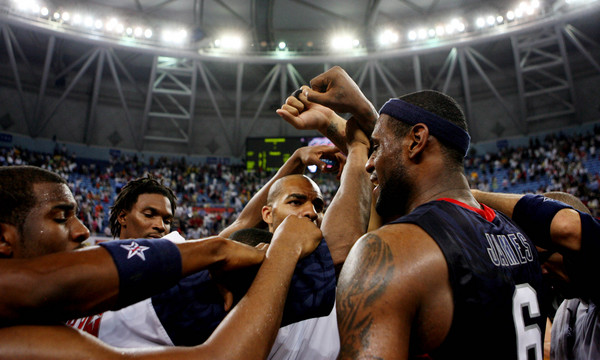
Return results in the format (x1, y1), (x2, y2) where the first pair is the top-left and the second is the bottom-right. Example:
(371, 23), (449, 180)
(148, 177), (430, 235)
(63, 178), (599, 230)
(0, 216), (322, 360)
(321, 117), (371, 271)
(0, 236), (264, 326)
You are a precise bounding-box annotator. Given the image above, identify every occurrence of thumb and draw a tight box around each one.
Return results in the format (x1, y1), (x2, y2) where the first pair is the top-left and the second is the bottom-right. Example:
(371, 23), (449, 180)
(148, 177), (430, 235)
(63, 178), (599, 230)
(304, 88), (330, 107)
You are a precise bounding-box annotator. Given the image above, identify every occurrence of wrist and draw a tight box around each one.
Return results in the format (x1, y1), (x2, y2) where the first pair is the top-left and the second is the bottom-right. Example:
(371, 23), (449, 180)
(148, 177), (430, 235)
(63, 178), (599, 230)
(266, 241), (303, 263)
(347, 142), (369, 156)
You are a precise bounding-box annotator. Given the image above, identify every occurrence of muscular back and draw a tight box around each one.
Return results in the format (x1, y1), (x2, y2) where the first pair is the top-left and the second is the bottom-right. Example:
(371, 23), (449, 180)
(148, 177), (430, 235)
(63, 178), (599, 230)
(336, 200), (546, 360)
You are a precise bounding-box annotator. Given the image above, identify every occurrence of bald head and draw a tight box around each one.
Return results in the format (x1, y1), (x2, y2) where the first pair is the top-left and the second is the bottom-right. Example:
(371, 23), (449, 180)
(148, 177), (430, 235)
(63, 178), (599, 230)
(543, 191), (591, 215)
(263, 175), (324, 232)
(267, 175), (321, 205)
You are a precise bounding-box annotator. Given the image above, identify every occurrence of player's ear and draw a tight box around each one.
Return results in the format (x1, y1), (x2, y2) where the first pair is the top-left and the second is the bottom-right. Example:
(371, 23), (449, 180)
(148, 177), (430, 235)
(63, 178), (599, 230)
(408, 124), (430, 159)
(0, 223), (19, 258)
(261, 205), (273, 225)
(117, 209), (128, 226)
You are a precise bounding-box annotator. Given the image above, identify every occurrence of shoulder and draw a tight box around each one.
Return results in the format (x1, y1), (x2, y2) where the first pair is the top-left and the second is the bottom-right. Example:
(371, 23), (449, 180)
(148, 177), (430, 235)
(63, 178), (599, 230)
(338, 223), (448, 304)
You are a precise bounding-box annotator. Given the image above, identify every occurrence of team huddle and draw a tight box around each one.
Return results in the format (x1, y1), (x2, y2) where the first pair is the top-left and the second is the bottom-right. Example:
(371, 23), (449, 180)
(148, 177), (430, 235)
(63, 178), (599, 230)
(0, 66), (597, 360)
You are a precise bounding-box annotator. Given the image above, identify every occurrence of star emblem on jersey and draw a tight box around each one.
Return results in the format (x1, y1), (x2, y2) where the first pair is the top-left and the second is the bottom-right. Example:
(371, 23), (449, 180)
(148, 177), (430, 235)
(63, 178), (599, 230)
(120, 241), (150, 261)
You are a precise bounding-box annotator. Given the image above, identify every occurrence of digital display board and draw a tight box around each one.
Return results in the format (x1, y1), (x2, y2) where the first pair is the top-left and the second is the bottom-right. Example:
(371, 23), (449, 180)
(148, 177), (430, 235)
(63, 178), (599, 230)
(246, 136), (335, 171)
(245, 137), (302, 171)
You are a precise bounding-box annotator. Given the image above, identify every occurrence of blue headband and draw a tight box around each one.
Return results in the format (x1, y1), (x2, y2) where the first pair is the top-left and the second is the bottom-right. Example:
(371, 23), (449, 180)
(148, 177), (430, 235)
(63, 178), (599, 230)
(379, 98), (470, 157)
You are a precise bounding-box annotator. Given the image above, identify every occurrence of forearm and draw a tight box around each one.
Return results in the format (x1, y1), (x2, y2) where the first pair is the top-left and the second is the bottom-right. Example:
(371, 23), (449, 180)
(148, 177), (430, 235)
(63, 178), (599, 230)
(203, 244), (301, 360)
(0, 238), (260, 325)
(320, 113), (348, 154)
(321, 144), (371, 268)
(471, 189), (523, 217)
(0, 248), (119, 324)
(351, 100), (378, 137)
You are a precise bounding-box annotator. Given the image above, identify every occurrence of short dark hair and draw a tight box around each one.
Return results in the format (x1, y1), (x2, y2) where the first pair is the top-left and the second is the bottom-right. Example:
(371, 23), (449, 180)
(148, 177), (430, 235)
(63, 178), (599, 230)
(229, 228), (273, 247)
(0, 165), (67, 232)
(109, 176), (177, 238)
(397, 90), (468, 166)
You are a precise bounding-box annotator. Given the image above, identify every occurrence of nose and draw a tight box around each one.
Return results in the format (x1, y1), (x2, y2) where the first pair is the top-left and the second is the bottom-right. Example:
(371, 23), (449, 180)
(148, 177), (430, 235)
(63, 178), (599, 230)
(71, 217), (90, 244)
(153, 218), (167, 233)
(301, 204), (318, 222)
(365, 155), (374, 174)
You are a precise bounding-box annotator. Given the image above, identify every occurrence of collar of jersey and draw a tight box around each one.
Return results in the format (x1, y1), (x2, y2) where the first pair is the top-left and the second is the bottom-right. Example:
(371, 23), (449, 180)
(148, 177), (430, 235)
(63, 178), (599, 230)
(436, 197), (496, 222)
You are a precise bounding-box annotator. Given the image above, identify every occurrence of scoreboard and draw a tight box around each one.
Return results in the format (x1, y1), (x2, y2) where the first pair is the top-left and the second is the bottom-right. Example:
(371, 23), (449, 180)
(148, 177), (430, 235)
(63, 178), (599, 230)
(245, 136), (335, 171)
(245, 137), (304, 171)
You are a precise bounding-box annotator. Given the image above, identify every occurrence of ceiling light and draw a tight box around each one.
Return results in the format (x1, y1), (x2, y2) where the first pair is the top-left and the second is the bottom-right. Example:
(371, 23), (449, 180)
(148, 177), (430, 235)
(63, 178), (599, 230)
(53, 12), (60, 20)
(476, 17), (486, 28)
(331, 36), (357, 50)
(408, 30), (417, 41)
(515, 8), (524, 18)
(94, 20), (103, 30)
(506, 11), (515, 21)
(40, 7), (49, 16)
(278, 41), (287, 50)
(106, 18), (118, 31)
(62, 12), (70, 22)
(84, 16), (94, 28)
(72, 14), (82, 25)
(378, 29), (399, 46)
(418, 29), (427, 40)
(486, 16), (496, 26)
(144, 29), (153, 39)
(496, 15), (504, 24)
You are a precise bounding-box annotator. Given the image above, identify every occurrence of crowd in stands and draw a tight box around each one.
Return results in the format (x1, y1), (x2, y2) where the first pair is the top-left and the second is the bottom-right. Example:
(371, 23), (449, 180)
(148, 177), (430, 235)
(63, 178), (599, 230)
(465, 125), (600, 218)
(1, 125), (598, 237)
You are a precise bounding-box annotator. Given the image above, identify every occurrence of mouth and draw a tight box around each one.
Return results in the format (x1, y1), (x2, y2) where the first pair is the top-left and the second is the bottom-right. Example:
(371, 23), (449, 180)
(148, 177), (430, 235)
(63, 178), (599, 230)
(146, 233), (162, 239)
(370, 175), (379, 186)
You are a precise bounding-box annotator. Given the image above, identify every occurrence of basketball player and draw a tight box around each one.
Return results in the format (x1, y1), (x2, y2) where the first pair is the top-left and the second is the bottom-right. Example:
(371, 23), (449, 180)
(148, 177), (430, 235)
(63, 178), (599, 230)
(305, 66), (547, 359)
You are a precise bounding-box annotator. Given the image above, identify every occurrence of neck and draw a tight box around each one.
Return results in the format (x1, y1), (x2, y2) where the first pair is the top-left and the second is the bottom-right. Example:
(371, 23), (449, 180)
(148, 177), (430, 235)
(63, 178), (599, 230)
(406, 168), (479, 214)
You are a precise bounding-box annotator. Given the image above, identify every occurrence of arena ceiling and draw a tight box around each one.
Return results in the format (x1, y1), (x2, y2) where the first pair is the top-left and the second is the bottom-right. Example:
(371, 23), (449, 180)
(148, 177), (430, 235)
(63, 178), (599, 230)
(0, 0), (599, 158)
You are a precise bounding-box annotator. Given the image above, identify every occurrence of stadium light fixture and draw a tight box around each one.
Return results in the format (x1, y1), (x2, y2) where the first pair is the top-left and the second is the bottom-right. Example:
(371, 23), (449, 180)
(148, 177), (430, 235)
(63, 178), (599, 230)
(378, 29), (399, 46)
(331, 34), (359, 50)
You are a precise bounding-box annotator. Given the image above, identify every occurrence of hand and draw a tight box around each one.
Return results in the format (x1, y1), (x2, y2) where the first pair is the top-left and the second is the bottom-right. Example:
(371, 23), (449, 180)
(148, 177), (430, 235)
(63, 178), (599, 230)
(270, 215), (322, 259)
(276, 86), (337, 134)
(306, 66), (368, 115)
(292, 145), (342, 173)
(213, 238), (266, 272)
(306, 66), (378, 136)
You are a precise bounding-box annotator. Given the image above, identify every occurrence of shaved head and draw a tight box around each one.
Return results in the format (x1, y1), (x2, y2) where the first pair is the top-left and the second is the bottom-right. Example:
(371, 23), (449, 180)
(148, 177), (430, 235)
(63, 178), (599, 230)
(267, 175), (320, 205)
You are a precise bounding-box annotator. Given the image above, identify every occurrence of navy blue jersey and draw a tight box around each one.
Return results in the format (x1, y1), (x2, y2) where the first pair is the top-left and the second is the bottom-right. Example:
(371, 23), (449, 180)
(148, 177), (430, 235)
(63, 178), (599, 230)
(151, 238), (336, 346)
(390, 199), (546, 360)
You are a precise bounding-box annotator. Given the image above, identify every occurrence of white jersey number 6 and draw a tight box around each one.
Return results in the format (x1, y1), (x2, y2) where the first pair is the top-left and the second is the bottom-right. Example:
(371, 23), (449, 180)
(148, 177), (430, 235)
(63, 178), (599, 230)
(513, 283), (542, 360)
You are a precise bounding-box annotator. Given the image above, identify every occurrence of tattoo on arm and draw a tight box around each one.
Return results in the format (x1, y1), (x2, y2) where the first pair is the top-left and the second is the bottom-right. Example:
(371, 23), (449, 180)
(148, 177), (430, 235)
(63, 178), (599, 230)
(337, 233), (394, 359)
(326, 121), (345, 149)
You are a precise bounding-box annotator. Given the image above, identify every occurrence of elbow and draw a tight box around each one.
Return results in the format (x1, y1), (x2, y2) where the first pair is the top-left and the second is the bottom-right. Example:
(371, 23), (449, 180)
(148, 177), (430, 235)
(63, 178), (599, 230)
(551, 209), (582, 252)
